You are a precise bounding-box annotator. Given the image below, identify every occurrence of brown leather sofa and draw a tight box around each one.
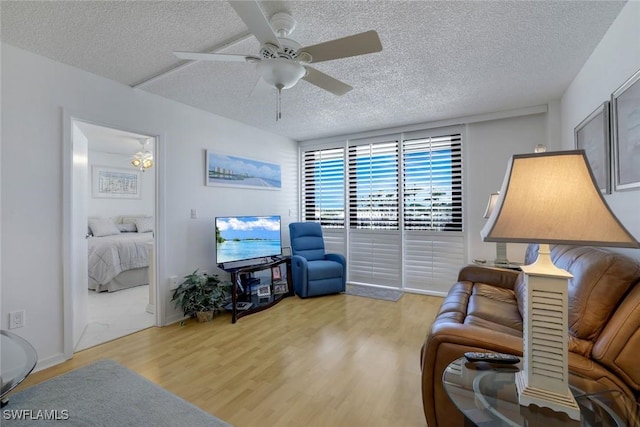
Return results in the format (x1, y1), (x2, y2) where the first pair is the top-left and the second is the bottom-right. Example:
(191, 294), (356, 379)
(421, 244), (640, 426)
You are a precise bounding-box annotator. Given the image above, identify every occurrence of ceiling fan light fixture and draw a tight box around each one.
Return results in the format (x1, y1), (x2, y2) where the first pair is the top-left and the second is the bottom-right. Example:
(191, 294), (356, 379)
(257, 59), (306, 89)
(131, 139), (154, 172)
(173, 4), (382, 120)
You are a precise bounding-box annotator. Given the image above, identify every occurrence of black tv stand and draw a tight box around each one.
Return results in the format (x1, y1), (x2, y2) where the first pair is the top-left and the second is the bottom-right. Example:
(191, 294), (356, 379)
(223, 258), (292, 323)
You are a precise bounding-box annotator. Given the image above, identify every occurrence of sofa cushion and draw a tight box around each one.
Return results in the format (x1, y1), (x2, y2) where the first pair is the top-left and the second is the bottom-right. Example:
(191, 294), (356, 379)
(434, 281), (522, 337)
(466, 283), (522, 336)
(526, 245), (640, 357)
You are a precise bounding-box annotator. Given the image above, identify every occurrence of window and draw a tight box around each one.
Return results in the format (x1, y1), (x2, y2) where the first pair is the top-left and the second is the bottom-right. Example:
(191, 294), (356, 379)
(348, 141), (399, 230)
(300, 127), (464, 292)
(403, 134), (462, 231)
(302, 147), (345, 228)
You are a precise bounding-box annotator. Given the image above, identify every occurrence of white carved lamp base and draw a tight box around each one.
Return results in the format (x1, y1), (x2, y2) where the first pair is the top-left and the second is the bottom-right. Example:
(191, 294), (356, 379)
(517, 244), (580, 420)
(494, 242), (509, 266)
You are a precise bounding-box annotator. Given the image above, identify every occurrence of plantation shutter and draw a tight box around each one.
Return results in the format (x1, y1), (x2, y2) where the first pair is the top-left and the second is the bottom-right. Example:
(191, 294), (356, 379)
(302, 147), (345, 228)
(347, 140), (399, 229)
(403, 134), (462, 231)
(347, 137), (401, 286)
(299, 126), (464, 294)
(402, 130), (464, 294)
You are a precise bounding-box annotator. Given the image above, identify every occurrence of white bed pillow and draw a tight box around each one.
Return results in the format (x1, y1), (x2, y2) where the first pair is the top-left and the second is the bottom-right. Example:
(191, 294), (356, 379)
(117, 223), (137, 232)
(88, 218), (121, 237)
(135, 216), (153, 233)
(121, 215), (147, 225)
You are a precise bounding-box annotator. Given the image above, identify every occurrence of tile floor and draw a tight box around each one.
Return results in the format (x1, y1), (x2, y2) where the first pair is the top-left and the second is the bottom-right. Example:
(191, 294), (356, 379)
(76, 284), (155, 351)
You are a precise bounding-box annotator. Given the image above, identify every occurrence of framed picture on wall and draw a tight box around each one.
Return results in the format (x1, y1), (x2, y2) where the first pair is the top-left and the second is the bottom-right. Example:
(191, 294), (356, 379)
(205, 150), (281, 190)
(574, 101), (611, 194)
(91, 166), (141, 199)
(611, 68), (640, 191)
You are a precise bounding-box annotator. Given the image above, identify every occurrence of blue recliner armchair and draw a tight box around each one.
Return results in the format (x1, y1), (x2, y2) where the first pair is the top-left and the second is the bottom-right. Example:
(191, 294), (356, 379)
(288, 222), (346, 298)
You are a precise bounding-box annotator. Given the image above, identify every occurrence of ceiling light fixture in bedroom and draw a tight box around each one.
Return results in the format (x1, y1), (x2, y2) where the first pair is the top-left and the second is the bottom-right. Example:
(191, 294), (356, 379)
(131, 139), (154, 172)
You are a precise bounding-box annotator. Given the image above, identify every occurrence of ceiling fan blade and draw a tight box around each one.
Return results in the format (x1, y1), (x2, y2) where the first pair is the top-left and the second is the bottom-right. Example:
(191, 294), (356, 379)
(228, 1), (281, 48)
(173, 51), (257, 63)
(300, 30), (382, 63)
(302, 66), (352, 96)
(250, 77), (274, 97)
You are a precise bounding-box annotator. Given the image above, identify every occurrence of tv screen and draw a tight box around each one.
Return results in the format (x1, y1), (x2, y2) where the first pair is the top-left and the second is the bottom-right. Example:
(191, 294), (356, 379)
(215, 215), (282, 265)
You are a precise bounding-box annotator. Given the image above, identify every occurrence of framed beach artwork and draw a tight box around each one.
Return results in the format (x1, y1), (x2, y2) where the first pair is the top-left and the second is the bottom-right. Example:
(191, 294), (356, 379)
(206, 151), (281, 190)
(611, 68), (640, 191)
(574, 101), (611, 194)
(92, 166), (141, 199)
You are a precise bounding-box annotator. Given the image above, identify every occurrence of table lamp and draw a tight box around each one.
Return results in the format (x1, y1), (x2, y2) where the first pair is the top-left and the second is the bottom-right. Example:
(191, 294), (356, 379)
(483, 192), (509, 266)
(481, 150), (639, 419)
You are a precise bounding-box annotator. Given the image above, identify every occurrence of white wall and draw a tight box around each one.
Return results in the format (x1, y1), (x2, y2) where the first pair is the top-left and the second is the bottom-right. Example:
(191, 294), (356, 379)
(561, 1), (640, 258)
(1, 43), (298, 368)
(88, 150), (155, 219)
(465, 113), (549, 264)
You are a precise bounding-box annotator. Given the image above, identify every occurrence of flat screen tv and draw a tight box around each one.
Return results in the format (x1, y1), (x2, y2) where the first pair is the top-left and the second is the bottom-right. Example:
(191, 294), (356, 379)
(215, 215), (282, 266)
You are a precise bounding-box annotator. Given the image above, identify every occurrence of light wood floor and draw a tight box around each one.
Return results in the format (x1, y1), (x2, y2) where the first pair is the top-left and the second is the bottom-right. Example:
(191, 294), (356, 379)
(16, 292), (443, 427)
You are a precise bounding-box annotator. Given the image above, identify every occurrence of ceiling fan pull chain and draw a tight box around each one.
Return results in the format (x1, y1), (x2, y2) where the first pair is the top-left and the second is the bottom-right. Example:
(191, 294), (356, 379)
(276, 83), (284, 121)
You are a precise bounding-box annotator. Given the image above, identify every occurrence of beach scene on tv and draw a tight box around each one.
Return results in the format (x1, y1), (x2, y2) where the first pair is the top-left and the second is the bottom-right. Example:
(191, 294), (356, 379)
(216, 216), (282, 264)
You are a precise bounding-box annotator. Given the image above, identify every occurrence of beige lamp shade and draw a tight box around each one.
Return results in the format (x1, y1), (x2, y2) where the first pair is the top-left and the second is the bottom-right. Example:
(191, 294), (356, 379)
(483, 192), (499, 219)
(481, 150), (638, 419)
(481, 150), (639, 248)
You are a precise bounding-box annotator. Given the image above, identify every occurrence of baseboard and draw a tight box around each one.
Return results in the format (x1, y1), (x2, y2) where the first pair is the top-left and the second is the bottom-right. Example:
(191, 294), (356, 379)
(401, 288), (448, 298)
(165, 313), (188, 326)
(34, 353), (68, 373)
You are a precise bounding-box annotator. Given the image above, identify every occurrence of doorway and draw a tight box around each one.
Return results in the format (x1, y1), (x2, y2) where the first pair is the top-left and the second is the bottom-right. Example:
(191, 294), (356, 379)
(65, 117), (160, 356)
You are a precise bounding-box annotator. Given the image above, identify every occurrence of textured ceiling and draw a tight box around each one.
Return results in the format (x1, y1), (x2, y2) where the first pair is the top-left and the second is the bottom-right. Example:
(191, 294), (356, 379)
(1, 1), (626, 141)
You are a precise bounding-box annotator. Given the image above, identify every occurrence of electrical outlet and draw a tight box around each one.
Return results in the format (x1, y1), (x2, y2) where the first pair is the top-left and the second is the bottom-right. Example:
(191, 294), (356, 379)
(9, 310), (25, 329)
(169, 275), (179, 290)
(190, 208), (197, 219)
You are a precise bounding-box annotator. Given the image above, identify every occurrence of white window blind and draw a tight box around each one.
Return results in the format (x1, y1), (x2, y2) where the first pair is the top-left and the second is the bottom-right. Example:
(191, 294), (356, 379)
(348, 140), (399, 230)
(322, 228), (346, 256)
(299, 127), (464, 294)
(403, 231), (465, 294)
(302, 147), (345, 228)
(349, 230), (402, 287)
(403, 134), (462, 231)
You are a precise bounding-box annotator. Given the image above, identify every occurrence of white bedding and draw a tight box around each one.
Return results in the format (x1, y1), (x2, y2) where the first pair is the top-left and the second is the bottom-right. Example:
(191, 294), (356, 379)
(88, 232), (153, 288)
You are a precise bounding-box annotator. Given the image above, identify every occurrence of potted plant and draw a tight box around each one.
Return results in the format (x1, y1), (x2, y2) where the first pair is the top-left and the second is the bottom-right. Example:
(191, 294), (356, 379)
(171, 270), (231, 322)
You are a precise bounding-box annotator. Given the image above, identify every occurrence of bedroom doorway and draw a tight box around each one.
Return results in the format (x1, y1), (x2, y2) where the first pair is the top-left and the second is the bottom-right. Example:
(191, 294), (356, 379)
(65, 117), (160, 356)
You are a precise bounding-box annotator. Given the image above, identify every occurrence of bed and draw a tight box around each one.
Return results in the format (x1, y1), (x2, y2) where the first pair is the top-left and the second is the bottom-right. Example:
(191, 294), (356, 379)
(87, 217), (154, 292)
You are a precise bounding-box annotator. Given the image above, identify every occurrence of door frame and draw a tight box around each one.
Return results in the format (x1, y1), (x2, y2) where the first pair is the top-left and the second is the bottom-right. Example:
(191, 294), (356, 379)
(62, 110), (165, 359)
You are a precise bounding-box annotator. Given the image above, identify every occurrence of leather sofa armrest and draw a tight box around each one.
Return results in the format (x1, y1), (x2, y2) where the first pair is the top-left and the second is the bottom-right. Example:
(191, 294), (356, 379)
(458, 265), (520, 290)
(421, 322), (523, 427)
(424, 322), (524, 360)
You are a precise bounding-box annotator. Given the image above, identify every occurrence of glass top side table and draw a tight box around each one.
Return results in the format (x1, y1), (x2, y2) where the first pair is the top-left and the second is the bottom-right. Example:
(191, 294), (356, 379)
(442, 357), (639, 427)
(1, 330), (38, 405)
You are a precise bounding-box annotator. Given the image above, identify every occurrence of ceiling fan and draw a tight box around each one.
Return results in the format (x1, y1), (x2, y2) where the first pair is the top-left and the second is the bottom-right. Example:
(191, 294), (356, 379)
(174, 0), (383, 120)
